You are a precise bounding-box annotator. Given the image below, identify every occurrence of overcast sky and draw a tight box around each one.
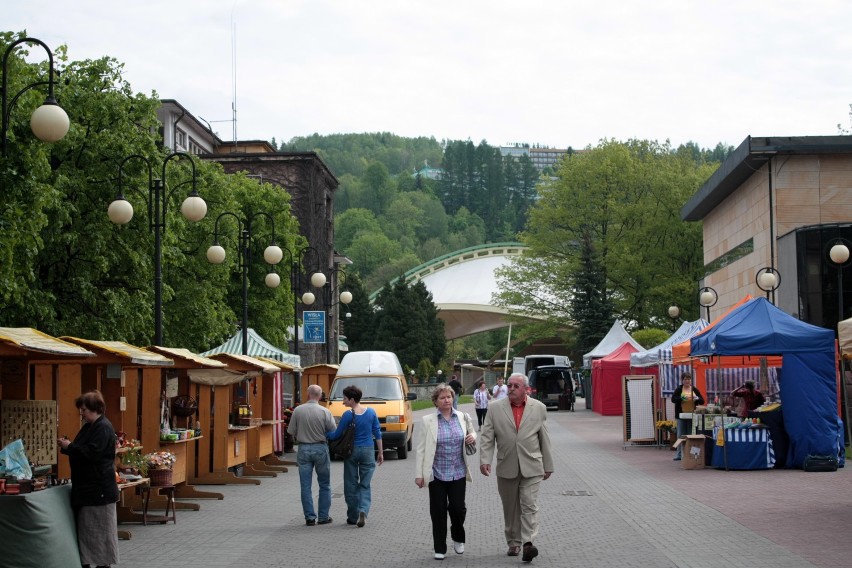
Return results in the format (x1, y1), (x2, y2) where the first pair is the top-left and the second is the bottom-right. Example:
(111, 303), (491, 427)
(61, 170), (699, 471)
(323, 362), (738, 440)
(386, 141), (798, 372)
(7, 1), (852, 150)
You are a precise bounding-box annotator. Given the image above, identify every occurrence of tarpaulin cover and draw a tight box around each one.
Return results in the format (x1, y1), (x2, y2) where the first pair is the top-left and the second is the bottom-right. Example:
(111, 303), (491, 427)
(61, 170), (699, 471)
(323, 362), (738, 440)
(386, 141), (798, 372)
(591, 342), (639, 416)
(690, 297), (838, 468)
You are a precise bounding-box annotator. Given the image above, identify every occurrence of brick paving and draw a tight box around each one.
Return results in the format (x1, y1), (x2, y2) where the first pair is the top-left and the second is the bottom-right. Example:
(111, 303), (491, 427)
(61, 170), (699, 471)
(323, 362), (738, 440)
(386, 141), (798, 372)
(116, 401), (851, 567)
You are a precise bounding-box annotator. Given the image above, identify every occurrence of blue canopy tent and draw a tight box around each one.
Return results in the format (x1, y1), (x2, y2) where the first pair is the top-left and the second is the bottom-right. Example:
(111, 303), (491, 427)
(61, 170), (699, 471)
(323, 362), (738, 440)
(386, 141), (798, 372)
(690, 297), (839, 468)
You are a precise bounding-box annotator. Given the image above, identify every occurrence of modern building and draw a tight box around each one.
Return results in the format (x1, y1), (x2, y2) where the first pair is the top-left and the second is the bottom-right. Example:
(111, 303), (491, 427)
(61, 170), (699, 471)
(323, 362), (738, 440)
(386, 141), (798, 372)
(156, 100), (342, 366)
(681, 135), (852, 333)
(499, 144), (581, 172)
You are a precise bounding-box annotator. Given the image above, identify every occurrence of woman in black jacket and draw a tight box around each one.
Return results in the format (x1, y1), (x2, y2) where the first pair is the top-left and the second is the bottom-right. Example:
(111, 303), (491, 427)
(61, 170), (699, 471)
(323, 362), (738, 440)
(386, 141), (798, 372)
(670, 373), (704, 461)
(59, 390), (120, 568)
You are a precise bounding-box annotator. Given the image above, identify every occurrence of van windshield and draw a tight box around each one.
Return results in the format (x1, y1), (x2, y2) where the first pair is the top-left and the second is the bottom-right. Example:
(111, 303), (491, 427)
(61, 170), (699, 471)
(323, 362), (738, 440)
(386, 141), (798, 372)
(329, 377), (403, 401)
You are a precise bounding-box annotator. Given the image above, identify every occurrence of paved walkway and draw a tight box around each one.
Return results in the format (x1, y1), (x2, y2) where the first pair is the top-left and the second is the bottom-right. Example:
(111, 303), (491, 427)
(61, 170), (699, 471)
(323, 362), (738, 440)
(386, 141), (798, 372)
(117, 402), (852, 567)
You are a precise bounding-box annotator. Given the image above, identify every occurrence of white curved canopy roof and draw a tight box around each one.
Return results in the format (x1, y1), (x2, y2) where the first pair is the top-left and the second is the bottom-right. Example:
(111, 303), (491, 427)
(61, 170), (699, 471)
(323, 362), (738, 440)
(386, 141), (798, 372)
(382, 243), (535, 340)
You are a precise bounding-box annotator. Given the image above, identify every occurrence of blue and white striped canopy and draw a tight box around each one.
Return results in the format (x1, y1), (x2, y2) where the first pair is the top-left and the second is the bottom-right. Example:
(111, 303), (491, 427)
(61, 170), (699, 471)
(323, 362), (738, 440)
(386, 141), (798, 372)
(630, 319), (708, 367)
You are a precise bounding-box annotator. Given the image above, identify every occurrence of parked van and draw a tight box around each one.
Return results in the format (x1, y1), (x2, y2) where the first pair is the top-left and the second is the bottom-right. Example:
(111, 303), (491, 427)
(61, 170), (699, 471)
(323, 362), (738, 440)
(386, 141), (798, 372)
(326, 351), (416, 459)
(527, 365), (574, 410)
(512, 354), (573, 376)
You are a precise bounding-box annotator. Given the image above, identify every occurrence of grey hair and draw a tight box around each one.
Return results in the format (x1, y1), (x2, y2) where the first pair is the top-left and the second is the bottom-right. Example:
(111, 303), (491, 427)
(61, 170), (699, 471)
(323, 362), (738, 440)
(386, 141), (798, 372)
(507, 372), (529, 386)
(431, 383), (455, 405)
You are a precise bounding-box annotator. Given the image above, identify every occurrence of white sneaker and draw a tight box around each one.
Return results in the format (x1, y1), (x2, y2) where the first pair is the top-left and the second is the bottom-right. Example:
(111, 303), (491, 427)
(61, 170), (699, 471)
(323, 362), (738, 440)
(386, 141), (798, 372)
(434, 552), (445, 560)
(453, 541), (464, 554)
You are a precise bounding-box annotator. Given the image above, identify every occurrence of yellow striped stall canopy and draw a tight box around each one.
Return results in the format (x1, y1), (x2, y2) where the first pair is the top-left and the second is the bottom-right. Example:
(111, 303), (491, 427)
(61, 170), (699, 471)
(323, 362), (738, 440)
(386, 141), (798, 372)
(60, 337), (174, 367)
(0, 327), (95, 357)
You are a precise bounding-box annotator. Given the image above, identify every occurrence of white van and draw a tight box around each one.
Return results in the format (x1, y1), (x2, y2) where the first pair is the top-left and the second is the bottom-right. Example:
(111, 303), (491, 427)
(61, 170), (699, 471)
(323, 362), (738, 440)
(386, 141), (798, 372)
(512, 354), (573, 376)
(327, 351), (416, 459)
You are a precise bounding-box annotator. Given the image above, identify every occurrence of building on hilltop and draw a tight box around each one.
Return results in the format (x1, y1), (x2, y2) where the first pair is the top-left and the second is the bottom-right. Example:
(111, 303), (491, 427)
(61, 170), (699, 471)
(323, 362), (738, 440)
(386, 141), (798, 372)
(499, 144), (581, 172)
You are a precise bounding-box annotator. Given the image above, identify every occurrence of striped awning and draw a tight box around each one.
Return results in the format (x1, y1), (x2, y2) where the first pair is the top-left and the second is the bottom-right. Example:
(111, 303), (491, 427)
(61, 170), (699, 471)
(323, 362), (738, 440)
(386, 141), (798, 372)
(201, 328), (300, 367)
(0, 327), (95, 357)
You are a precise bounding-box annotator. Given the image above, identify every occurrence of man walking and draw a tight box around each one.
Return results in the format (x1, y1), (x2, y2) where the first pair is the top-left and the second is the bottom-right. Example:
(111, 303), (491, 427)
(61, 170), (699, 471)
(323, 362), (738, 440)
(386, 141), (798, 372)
(448, 374), (463, 409)
(492, 376), (508, 401)
(287, 384), (337, 526)
(479, 373), (553, 563)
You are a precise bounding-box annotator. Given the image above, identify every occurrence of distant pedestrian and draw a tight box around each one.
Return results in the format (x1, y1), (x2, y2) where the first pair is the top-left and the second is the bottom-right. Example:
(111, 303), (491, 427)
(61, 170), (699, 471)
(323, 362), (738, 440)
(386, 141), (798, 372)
(473, 381), (491, 428)
(448, 375), (463, 409)
(414, 383), (477, 560)
(288, 384), (337, 525)
(479, 373), (553, 563)
(492, 376), (508, 401)
(327, 385), (383, 527)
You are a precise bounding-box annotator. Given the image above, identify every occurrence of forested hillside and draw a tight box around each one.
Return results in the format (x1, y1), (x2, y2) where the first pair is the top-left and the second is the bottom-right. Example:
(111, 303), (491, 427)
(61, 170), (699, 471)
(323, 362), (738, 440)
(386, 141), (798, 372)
(281, 134), (542, 291)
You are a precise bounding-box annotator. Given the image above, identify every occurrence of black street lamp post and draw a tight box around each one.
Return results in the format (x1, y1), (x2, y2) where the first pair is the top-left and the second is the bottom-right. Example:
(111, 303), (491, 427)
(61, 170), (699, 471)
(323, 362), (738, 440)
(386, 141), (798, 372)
(755, 267), (781, 304)
(306, 269), (353, 364)
(206, 211), (283, 355)
(1, 36), (70, 156)
(282, 246), (319, 404)
(698, 286), (717, 322)
(667, 305), (680, 332)
(829, 240), (851, 326)
(108, 152), (207, 346)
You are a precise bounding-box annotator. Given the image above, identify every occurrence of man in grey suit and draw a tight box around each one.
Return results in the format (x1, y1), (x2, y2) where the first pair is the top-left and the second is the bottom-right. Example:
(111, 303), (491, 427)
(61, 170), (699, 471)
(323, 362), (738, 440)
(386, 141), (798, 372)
(479, 372), (554, 563)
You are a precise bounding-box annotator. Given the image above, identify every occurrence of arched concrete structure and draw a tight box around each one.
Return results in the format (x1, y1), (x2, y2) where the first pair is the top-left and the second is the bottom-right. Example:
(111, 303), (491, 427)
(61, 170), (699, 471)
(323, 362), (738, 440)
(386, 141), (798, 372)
(371, 243), (535, 340)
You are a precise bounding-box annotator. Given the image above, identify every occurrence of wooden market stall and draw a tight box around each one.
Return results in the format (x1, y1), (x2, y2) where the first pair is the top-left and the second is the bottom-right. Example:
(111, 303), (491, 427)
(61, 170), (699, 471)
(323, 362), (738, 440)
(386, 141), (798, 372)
(185, 353), (278, 484)
(0, 328), (97, 568)
(58, 337), (201, 518)
(303, 363), (339, 403)
(146, 346), (234, 500)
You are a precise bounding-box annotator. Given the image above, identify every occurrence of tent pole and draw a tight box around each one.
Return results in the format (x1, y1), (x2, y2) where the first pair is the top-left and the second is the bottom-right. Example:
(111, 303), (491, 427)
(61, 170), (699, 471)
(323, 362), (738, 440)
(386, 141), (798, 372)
(503, 323), (512, 377)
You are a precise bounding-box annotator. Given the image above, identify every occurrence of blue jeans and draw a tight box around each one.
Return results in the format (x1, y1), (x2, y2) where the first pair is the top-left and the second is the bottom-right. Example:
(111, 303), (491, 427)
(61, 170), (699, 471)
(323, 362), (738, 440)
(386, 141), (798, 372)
(343, 446), (376, 522)
(297, 443), (331, 521)
(674, 418), (691, 459)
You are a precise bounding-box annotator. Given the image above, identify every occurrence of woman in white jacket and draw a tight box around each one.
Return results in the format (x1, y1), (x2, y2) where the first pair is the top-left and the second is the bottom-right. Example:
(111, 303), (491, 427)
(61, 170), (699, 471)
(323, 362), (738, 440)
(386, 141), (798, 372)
(414, 383), (477, 560)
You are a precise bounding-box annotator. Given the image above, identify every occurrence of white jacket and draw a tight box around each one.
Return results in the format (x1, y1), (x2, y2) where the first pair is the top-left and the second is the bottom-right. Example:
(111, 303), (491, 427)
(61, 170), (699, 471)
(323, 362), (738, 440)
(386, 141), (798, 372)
(414, 410), (477, 483)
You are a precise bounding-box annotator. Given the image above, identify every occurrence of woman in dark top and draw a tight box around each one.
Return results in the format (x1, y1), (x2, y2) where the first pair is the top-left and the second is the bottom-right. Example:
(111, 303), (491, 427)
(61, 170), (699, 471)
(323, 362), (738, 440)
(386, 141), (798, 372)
(327, 385), (383, 528)
(59, 390), (120, 568)
(670, 373), (704, 461)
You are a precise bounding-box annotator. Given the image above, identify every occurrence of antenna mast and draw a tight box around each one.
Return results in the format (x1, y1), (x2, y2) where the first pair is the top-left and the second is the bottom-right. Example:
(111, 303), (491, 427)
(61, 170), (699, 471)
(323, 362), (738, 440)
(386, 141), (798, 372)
(231, 8), (238, 143)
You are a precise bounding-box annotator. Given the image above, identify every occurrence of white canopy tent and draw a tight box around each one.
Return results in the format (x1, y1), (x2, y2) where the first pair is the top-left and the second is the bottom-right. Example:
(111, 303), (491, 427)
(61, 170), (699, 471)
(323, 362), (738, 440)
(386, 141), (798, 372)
(583, 320), (643, 368)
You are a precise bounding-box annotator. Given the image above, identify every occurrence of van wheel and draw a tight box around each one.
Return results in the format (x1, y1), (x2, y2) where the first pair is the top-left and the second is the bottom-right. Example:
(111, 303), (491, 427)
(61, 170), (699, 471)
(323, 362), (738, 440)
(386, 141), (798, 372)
(397, 444), (408, 459)
(407, 426), (413, 451)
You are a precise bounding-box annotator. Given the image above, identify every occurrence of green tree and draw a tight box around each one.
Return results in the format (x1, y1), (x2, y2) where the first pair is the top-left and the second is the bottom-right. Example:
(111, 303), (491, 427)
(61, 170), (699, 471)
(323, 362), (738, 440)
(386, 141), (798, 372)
(372, 279), (445, 369)
(496, 139), (717, 352)
(0, 33), (302, 352)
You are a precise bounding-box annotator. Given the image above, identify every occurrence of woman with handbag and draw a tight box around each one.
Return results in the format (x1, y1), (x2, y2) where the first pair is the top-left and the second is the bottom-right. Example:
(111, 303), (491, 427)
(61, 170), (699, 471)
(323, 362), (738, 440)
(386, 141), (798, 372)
(414, 383), (477, 560)
(327, 385), (383, 528)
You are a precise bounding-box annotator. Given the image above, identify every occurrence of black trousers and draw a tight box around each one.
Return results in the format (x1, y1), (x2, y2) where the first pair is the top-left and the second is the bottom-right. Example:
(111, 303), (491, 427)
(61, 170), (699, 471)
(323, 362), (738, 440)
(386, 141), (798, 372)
(428, 478), (467, 554)
(475, 408), (487, 427)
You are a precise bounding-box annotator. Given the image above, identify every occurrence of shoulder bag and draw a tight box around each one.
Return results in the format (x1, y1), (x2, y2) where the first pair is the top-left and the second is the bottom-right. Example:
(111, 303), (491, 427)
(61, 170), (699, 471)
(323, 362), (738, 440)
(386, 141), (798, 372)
(329, 410), (356, 460)
(463, 412), (477, 455)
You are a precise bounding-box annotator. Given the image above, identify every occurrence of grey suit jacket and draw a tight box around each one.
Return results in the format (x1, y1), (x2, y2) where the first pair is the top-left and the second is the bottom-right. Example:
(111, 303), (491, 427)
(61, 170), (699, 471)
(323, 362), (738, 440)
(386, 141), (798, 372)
(479, 396), (554, 479)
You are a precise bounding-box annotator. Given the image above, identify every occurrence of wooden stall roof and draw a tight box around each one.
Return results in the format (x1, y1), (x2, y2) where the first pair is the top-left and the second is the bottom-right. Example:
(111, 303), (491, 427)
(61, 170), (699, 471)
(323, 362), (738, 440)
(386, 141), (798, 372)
(252, 355), (296, 371)
(147, 346), (228, 369)
(206, 353), (279, 374)
(61, 337), (174, 367)
(303, 363), (340, 372)
(0, 327), (95, 359)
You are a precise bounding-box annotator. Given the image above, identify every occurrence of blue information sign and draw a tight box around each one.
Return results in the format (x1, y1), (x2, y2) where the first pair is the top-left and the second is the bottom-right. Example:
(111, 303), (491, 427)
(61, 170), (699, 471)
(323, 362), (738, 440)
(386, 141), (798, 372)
(303, 310), (326, 344)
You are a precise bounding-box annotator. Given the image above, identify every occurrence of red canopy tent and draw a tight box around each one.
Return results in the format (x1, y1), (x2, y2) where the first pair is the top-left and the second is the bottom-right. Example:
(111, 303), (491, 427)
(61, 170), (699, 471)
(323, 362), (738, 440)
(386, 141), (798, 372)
(592, 342), (639, 415)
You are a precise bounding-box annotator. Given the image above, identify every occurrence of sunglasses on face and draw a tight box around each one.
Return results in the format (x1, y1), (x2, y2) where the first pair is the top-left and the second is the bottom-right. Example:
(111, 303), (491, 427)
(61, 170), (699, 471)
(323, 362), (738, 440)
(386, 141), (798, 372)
(507, 383), (525, 390)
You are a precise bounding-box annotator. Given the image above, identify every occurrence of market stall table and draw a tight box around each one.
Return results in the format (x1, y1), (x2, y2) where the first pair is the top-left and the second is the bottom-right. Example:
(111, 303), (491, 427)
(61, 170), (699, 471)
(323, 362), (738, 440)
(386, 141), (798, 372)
(711, 426), (776, 470)
(0, 484), (80, 568)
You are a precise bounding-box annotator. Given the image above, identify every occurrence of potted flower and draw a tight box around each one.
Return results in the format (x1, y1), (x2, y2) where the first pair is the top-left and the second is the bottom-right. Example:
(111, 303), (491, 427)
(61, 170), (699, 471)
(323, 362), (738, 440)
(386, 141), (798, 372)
(143, 450), (177, 486)
(656, 420), (676, 445)
(119, 448), (148, 477)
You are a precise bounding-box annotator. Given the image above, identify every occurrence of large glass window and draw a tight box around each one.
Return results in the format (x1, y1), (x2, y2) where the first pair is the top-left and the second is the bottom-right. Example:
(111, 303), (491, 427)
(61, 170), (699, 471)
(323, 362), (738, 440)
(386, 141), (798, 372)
(796, 224), (852, 332)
